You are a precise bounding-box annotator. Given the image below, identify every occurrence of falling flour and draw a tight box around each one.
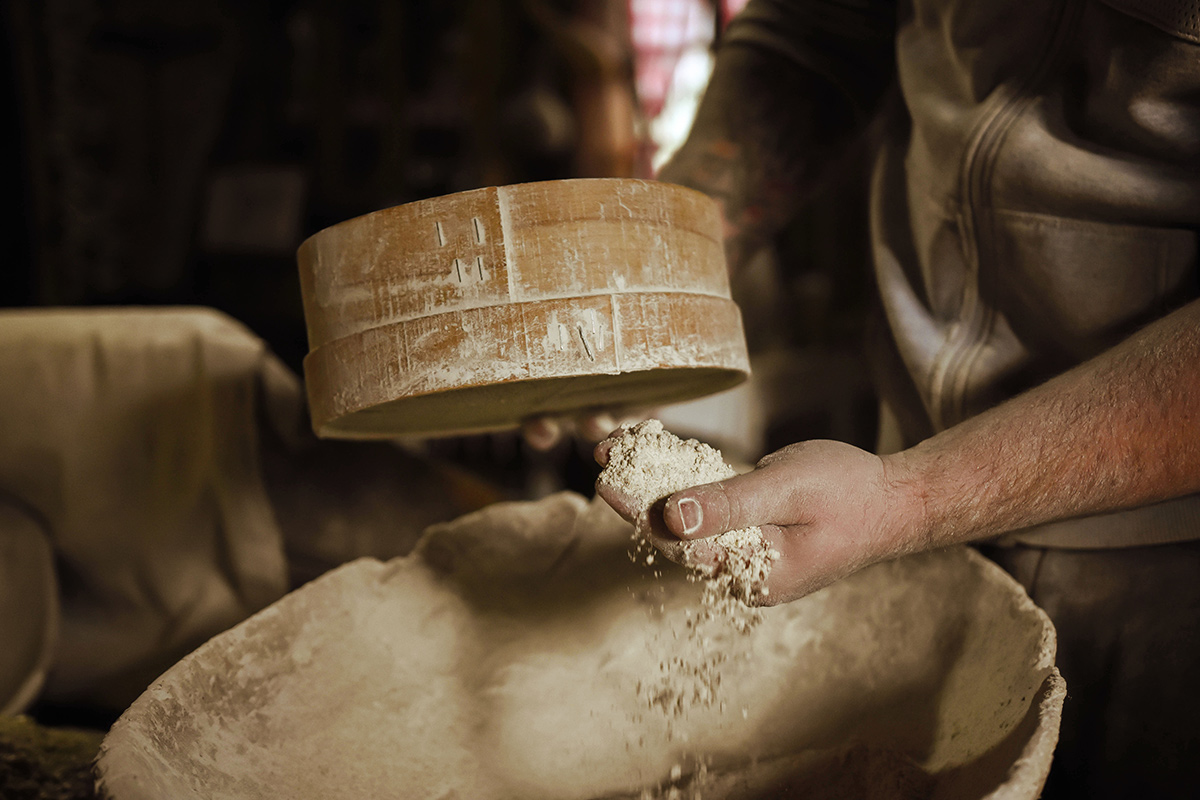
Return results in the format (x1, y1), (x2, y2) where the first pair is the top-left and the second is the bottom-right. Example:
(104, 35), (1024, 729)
(597, 420), (780, 728)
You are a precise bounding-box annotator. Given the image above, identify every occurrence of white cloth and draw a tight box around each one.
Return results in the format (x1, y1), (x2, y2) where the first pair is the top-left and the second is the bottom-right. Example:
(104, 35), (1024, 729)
(0, 307), (295, 709)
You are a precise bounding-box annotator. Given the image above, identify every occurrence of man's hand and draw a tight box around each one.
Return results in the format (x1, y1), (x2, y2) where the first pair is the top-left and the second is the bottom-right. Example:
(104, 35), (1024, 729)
(521, 413), (621, 452)
(522, 407), (662, 452)
(597, 299), (1200, 607)
(595, 435), (926, 605)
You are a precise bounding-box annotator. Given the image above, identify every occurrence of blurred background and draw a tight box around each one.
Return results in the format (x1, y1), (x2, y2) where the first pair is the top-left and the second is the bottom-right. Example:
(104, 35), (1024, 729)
(0, 5), (886, 780)
(0, 0), (878, 492)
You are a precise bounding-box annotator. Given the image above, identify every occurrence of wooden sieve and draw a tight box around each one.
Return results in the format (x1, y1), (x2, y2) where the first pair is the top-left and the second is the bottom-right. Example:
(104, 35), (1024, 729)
(296, 178), (749, 438)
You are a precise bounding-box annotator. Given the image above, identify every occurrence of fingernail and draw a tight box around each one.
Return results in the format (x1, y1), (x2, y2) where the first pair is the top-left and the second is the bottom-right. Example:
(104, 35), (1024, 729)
(677, 497), (702, 535)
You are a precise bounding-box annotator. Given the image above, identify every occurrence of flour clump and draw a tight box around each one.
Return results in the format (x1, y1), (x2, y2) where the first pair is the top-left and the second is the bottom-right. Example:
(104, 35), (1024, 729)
(597, 419), (779, 722)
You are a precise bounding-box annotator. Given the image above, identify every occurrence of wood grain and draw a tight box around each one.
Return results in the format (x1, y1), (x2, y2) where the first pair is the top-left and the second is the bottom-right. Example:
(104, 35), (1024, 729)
(297, 178), (749, 437)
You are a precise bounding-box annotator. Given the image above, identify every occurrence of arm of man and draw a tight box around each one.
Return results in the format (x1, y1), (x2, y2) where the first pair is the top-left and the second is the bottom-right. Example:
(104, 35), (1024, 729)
(524, 0), (897, 450)
(598, 298), (1200, 604)
(658, 0), (896, 274)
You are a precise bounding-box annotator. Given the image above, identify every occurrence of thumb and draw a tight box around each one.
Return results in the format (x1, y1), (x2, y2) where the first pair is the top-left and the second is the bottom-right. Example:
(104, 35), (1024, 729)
(663, 465), (794, 540)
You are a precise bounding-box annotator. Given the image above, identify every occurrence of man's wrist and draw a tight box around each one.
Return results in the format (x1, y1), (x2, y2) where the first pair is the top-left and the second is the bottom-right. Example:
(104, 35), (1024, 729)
(878, 448), (938, 557)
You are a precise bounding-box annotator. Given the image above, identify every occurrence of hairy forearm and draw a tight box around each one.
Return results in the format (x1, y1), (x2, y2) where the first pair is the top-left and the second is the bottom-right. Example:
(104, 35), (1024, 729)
(888, 299), (1200, 549)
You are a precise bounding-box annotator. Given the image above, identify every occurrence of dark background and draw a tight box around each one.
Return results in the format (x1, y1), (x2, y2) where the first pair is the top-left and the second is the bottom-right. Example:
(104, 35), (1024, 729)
(1, 0), (609, 372)
(0, 0), (878, 478)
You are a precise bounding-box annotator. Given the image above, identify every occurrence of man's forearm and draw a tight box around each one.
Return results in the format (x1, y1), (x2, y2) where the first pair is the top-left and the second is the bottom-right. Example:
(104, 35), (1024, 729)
(658, 0), (895, 272)
(658, 46), (854, 268)
(889, 299), (1200, 549)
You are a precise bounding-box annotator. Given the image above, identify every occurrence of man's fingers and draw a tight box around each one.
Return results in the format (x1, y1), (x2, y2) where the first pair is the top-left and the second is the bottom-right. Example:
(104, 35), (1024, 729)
(663, 466), (799, 541)
(521, 417), (563, 452)
(527, 411), (639, 454)
(594, 481), (641, 524)
(577, 412), (618, 443)
(644, 524), (726, 570)
(593, 435), (619, 468)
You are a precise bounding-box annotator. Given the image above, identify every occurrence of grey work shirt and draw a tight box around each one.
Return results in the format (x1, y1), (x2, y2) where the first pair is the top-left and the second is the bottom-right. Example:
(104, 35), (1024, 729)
(726, 0), (1200, 547)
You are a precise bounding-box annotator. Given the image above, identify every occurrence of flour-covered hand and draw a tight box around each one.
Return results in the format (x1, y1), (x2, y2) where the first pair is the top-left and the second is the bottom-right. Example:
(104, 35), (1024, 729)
(648, 440), (926, 605)
(592, 426), (730, 569)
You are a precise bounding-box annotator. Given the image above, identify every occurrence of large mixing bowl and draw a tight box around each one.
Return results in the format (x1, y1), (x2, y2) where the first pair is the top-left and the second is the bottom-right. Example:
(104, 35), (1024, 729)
(96, 493), (1063, 799)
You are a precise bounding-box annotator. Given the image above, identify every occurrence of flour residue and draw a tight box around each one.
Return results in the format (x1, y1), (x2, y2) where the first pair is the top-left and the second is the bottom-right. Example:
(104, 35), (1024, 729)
(597, 420), (779, 726)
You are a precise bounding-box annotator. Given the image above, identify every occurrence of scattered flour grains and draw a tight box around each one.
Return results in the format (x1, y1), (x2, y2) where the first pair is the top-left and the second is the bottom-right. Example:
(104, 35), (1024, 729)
(596, 419), (780, 725)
